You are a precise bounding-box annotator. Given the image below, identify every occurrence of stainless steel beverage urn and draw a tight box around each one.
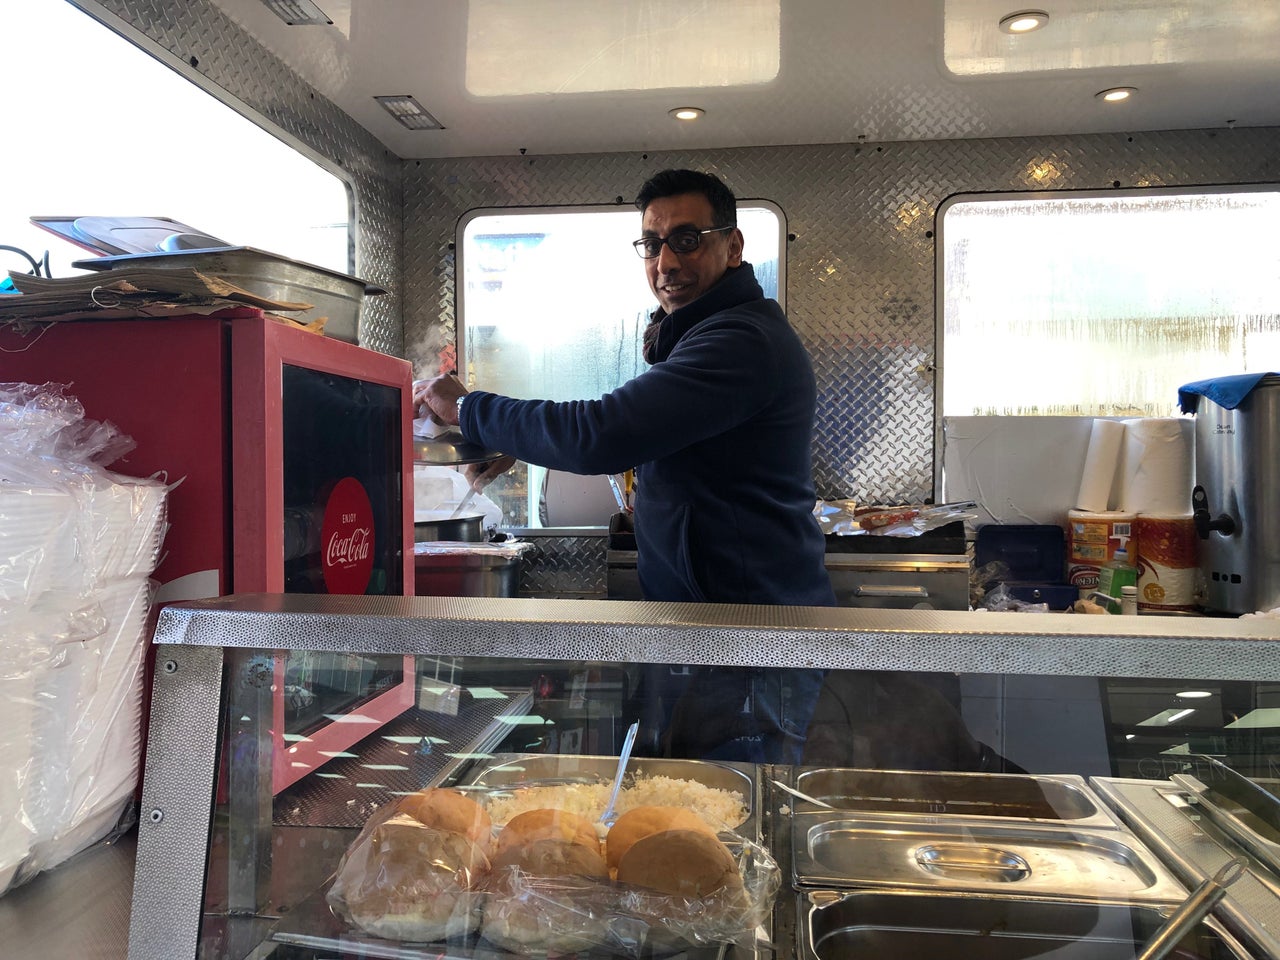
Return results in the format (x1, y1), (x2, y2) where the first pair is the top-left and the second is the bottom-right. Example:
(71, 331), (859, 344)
(1189, 373), (1280, 615)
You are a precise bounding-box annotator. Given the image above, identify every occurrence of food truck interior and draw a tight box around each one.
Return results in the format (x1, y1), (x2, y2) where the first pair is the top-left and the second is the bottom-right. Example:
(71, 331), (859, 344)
(1, 1), (1279, 959)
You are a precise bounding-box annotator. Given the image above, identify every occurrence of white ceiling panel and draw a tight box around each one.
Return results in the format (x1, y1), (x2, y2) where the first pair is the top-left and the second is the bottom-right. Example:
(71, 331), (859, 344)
(206, 0), (1280, 159)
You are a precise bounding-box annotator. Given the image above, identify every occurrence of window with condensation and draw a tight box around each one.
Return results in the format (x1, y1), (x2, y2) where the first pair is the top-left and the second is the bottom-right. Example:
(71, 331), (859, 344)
(939, 187), (1280, 418)
(0, 3), (349, 280)
(456, 203), (785, 527)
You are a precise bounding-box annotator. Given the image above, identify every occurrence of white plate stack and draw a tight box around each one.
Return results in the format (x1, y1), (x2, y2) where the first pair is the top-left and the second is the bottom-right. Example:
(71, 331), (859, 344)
(0, 390), (167, 895)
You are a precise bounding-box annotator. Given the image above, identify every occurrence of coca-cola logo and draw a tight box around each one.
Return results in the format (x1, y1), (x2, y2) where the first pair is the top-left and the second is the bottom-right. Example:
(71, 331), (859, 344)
(320, 477), (375, 594)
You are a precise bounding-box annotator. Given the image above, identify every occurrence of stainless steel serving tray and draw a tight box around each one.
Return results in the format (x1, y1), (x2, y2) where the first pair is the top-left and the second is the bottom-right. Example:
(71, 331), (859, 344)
(73, 246), (384, 344)
(790, 815), (1186, 902)
(796, 888), (1254, 960)
(1169, 759), (1280, 878)
(791, 767), (1125, 830)
(455, 753), (759, 839)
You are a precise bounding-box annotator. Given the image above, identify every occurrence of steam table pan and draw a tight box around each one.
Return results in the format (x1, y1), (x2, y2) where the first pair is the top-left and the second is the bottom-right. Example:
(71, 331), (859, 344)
(73, 246), (384, 344)
(791, 767), (1126, 830)
(791, 815), (1187, 903)
(456, 753), (759, 840)
(796, 889), (1254, 960)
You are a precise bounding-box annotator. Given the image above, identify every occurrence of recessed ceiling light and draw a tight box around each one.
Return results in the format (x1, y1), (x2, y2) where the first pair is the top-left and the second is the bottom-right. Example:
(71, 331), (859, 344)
(999, 10), (1049, 33)
(1096, 86), (1138, 102)
(1175, 690), (1213, 699)
(375, 95), (445, 131)
(669, 107), (705, 121)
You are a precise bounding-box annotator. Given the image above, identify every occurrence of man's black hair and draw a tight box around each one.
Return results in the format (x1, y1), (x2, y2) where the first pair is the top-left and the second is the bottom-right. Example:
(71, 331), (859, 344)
(635, 169), (737, 227)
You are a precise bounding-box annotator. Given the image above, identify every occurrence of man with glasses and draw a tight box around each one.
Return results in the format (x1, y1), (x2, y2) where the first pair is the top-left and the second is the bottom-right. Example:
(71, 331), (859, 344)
(416, 169), (831, 761)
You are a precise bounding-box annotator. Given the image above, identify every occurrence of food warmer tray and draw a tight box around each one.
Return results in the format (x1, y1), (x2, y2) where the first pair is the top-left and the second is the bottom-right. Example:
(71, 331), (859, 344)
(789, 814), (1186, 903)
(269, 752), (764, 960)
(788, 767), (1127, 830)
(794, 888), (1255, 960)
(454, 753), (762, 843)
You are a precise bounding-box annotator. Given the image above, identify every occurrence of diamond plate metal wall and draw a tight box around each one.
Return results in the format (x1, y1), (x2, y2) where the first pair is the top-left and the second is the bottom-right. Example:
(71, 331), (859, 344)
(80, 0), (405, 356)
(515, 535), (608, 598)
(71, 0), (1280, 594)
(402, 130), (1280, 506)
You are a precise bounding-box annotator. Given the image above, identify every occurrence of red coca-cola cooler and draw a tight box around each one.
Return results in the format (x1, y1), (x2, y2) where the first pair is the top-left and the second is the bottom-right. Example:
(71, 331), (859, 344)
(1, 312), (416, 791)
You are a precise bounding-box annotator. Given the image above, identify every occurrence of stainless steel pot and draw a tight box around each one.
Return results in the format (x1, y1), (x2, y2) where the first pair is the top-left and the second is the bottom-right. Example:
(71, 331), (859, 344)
(1192, 373), (1280, 614)
(414, 511), (484, 542)
(414, 552), (519, 597)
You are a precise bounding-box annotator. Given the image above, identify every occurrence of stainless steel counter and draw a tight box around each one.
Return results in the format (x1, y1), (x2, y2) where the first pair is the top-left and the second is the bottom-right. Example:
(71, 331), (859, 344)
(0, 829), (135, 960)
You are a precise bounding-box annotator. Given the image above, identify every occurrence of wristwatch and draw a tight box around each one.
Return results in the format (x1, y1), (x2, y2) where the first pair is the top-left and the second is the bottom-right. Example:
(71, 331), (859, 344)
(455, 393), (466, 425)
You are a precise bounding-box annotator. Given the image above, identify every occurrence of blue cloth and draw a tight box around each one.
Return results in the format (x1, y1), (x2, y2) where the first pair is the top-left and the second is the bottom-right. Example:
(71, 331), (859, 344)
(1178, 373), (1279, 414)
(461, 261), (835, 608)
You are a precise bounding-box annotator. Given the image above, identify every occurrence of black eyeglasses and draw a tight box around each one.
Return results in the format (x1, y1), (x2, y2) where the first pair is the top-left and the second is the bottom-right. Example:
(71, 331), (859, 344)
(632, 225), (733, 259)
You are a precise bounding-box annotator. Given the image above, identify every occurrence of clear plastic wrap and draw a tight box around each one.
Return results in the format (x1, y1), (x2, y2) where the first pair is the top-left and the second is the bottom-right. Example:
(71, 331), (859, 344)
(480, 833), (779, 958)
(326, 804), (780, 958)
(326, 808), (490, 943)
(816, 499), (978, 538)
(0, 382), (167, 897)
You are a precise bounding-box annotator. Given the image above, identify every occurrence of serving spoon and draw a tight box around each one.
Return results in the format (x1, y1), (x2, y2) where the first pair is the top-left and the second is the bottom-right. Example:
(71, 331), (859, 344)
(599, 721), (640, 826)
(771, 778), (835, 809)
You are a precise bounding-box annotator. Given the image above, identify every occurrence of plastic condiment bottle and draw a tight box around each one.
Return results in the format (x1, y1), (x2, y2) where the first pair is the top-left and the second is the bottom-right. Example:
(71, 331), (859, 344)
(1098, 548), (1139, 614)
(1120, 585), (1139, 616)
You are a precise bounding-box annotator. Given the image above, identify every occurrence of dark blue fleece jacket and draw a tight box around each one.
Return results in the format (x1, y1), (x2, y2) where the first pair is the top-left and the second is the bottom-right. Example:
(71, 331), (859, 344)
(458, 262), (834, 607)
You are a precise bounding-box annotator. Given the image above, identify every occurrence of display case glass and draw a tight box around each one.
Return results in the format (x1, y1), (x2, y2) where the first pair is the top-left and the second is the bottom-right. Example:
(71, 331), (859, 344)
(127, 595), (1280, 960)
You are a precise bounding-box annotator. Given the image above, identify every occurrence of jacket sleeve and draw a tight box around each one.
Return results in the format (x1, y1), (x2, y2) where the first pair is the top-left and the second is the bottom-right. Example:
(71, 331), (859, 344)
(458, 312), (783, 476)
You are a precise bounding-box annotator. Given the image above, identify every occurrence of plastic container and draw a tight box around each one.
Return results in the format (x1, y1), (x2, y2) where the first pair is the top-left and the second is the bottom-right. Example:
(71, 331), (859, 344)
(1097, 549), (1139, 614)
(1120, 585), (1139, 616)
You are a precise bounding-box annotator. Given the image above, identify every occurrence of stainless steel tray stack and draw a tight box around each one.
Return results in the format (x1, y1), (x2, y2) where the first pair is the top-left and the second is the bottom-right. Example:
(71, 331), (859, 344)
(1093, 768), (1280, 960)
(776, 768), (1255, 960)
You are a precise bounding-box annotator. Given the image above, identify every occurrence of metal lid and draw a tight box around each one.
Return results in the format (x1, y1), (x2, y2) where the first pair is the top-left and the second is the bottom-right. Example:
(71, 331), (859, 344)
(413, 434), (504, 466)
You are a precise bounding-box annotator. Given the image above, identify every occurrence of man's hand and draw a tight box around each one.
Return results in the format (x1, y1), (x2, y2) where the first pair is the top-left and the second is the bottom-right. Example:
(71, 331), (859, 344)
(465, 455), (517, 489)
(413, 374), (467, 426)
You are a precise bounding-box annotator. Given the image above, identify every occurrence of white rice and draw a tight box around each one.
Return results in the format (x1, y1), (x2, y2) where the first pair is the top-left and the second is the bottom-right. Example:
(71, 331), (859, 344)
(481, 774), (747, 832)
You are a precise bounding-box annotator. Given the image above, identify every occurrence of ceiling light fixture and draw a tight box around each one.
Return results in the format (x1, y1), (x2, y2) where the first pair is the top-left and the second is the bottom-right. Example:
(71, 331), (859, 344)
(998, 10), (1049, 34)
(1136, 707), (1196, 726)
(1096, 86), (1138, 102)
(669, 107), (705, 121)
(1175, 690), (1213, 699)
(375, 95), (445, 131)
(260, 0), (332, 25)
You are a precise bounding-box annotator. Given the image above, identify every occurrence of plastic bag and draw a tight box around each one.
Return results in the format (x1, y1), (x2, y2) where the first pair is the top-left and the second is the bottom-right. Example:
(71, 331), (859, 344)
(979, 582), (1049, 613)
(325, 803), (780, 958)
(0, 382), (166, 897)
(326, 809), (489, 943)
(479, 833), (779, 957)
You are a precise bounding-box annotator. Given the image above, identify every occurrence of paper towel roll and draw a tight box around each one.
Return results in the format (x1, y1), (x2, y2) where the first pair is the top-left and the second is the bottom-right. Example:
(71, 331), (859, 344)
(1118, 418), (1195, 515)
(1133, 514), (1199, 612)
(1075, 419), (1126, 512)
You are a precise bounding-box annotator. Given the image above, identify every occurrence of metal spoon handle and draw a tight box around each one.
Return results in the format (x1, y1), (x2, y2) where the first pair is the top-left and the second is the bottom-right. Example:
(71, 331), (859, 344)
(599, 721), (639, 825)
(1135, 858), (1247, 960)
(771, 778), (835, 809)
(449, 486), (478, 519)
